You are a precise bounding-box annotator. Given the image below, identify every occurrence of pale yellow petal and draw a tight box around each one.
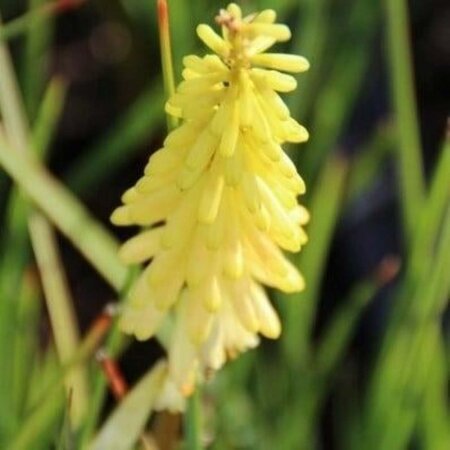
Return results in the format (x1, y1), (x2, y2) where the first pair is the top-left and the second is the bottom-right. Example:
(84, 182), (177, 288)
(249, 282), (281, 338)
(199, 170), (225, 224)
(197, 24), (230, 56)
(119, 227), (163, 264)
(250, 53), (309, 73)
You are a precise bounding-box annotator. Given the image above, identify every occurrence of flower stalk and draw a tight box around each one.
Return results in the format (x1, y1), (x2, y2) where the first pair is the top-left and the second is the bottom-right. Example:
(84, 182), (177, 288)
(157, 0), (178, 131)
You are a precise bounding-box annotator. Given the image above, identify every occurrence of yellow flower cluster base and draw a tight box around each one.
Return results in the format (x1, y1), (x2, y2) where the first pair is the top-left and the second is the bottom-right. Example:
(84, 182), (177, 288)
(111, 3), (309, 410)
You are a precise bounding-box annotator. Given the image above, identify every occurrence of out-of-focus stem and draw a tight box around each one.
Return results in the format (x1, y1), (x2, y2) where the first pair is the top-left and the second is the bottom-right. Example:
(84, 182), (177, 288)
(184, 388), (203, 450)
(9, 307), (115, 450)
(0, 137), (128, 290)
(96, 349), (129, 401)
(315, 256), (400, 378)
(32, 76), (67, 155)
(282, 155), (348, 366)
(0, 1), (86, 42)
(385, 0), (425, 243)
(157, 0), (178, 131)
(0, 14), (90, 427)
(29, 213), (89, 426)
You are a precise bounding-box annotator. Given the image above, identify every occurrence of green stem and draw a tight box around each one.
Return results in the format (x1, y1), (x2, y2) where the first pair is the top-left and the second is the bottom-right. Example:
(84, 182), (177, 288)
(32, 76), (67, 155)
(365, 209), (450, 450)
(299, 0), (380, 181)
(385, 0), (425, 243)
(287, 0), (328, 122)
(78, 317), (126, 450)
(0, 12), (89, 431)
(8, 308), (114, 450)
(346, 122), (394, 204)
(29, 213), (89, 427)
(0, 17), (29, 153)
(10, 386), (65, 450)
(11, 275), (41, 421)
(0, 138), (128, 290)
(0, 0), (83, 42)
(282, 155), (348, 366)
(0, 3), (54, 42)
(0, 191), (30, 441)
(22, 0), (53, 120)
(409, 139), (450, 277)
(315, 256), (399, 378)
(184, 388), (203, 450)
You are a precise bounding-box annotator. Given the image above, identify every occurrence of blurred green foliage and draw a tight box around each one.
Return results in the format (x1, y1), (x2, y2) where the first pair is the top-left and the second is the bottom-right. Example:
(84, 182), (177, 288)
(0, 1), (448, 449)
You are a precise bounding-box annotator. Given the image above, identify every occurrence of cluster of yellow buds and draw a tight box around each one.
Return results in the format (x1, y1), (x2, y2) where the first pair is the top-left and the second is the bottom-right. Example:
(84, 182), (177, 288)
(111, 3), (309, 408)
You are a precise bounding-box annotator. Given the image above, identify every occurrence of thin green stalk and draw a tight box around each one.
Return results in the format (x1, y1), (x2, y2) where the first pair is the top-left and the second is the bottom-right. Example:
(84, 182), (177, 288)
(0, 16), (29, 154)
(169, 0), (194, 77)
(29, 213), (89, 427)
(22, 0), (53, 120)
(0, 190), (30, 442)
(0, 21), (127, 289)
(0, 37), (127, 440)
(409, 139), (450, 276)
(0, 139), (127, 290)
(287, 0), (328, 122)
(386, 138), (449, 335)
(385, 0), (425, 242)
(9, 304), (116, 449)
(157, 0), (178, 130)
(315, 256), (400, 378)
(0, 22), (69, 443)
(0, 2), (54, 42)
(78, 267), (140, 449)
(277, 256), (399, 449)
(32, 76), (66, 155)
(366, 210), (450, 450)
(282, 155), (348, 365)
(0, 0), (84, 42)
(346, 122), (394, 203)
(1, 75), (68, 439)
(9, 386), (65, 450)
(417, 327), (450, 450)
(78, 319), (127, 450)
(185, 388), (203, 450)
(364, 140), (450, 449)
(300, 0), (379, 181)
(12, 272), (41, 422)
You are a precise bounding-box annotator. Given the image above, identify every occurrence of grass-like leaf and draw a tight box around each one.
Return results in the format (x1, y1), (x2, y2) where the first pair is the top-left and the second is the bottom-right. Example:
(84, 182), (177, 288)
(89, 360), (166, 450)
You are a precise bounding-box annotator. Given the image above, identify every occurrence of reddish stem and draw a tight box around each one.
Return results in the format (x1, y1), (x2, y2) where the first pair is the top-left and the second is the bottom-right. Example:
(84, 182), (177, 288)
(157, 0), (169, 29)
(97, 350), (128, 400)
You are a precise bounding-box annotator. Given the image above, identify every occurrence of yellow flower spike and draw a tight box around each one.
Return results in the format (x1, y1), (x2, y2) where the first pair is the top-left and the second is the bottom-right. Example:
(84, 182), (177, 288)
(111, 4), (310, 407)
